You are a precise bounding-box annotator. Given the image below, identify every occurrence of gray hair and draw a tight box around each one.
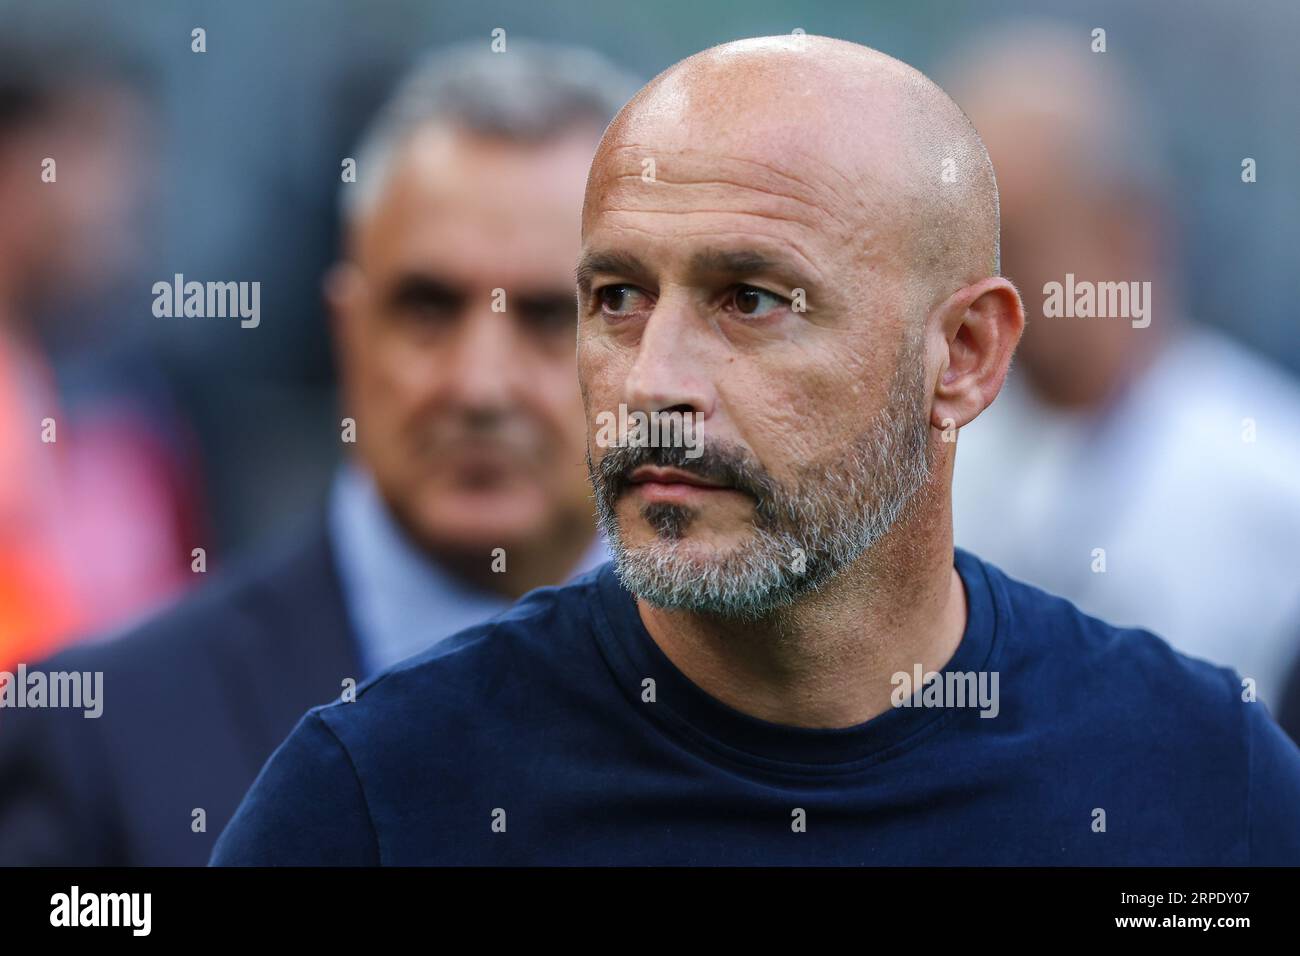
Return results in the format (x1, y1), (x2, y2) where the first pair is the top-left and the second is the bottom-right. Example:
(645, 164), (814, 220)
(342, 39), (641, 223)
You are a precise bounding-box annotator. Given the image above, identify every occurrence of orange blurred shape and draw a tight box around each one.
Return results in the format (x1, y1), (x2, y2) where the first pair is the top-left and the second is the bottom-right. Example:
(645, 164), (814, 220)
(0, 547), (84, 671)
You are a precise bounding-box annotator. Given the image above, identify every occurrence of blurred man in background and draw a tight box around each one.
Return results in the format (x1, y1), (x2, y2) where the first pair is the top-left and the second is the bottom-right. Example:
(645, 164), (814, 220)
(944, 24), (1300, 709)
(0, 41), (635, 865)
(0, 49), (203, 670)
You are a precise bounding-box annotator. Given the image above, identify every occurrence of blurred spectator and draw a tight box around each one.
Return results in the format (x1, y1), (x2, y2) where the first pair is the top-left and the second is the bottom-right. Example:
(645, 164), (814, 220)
(0, 49), (204, 670)
(0, 41), (635, 865)
(945, 23), (1300, 708)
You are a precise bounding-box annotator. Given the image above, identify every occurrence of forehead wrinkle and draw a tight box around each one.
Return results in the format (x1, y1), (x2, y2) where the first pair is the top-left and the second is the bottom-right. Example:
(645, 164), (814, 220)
(596, 143), (867, 237)
(596, 175), (861, 259)
(600, 201), (831, 237)
(598, 193), (876, 283)
(604, 142), (860, 206)
(606, 170), (833, 221)
(600, 204), (847, 274)
(588, 218), (832, 287)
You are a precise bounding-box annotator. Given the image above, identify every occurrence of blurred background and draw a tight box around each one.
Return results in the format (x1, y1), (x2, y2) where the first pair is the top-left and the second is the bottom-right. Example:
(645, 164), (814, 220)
(1, 0), (1297, 704)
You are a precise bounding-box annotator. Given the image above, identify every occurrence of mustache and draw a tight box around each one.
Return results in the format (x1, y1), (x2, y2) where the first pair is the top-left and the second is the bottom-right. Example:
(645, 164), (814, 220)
(593, 440), (779, 504)
(419, 412), (545, 457)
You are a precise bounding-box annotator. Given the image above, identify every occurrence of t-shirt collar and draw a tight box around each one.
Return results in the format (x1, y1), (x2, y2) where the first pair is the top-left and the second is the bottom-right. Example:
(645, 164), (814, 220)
(590, 548), (1001, 774)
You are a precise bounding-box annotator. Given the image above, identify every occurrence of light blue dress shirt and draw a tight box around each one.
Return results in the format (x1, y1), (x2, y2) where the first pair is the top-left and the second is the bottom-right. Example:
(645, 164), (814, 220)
(328, 464), (608, 678)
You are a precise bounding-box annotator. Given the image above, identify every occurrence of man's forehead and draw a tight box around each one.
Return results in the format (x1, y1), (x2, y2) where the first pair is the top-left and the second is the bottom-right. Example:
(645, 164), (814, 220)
(578, 38), (996, 288)
(358, 128), (587, 244)
(582, 72), (923, 243)
(584, 140), (882, 249)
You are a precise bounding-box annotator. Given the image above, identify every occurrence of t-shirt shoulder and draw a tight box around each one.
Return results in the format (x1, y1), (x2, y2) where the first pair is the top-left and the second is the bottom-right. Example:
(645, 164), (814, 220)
(975, 551), (1259, 740)
(976, 551), (1300, 862)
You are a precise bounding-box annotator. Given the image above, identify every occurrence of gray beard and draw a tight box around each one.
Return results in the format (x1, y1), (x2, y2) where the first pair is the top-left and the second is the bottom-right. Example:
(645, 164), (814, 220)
(588, 351), (933, 620)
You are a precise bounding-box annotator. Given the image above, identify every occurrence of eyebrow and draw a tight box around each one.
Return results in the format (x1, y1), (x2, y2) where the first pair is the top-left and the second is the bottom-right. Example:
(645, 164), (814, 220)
(386, 274), (467, 309)
(575, 247), (794, 291)
(575, 251), (649, 292)
(688, 249), (775, 276)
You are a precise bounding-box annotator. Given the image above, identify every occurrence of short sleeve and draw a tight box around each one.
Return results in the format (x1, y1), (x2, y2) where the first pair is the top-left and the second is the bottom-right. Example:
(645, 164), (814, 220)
(1246, 702), (1300, 865)
(210, 710), (380, 866)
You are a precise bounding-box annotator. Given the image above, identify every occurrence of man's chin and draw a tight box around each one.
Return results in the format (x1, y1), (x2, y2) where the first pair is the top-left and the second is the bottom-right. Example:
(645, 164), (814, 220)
(616, 524), (757, 566)
(611, 534), (806, 619)
(405, 501), (554, 557)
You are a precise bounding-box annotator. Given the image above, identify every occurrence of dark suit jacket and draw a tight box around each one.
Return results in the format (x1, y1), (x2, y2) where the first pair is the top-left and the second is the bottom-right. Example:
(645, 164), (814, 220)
(1281, 654), (1300, 747)
(0, 524), (361, 865)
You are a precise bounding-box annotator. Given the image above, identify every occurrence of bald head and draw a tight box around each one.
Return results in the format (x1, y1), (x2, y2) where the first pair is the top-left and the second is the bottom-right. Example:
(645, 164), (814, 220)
(585, 35), (1001, 312)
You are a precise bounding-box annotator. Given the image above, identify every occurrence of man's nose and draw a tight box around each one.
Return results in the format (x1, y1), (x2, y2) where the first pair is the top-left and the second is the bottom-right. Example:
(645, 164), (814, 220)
(445, 308), (518, 411)
(622, 301), (714, 418)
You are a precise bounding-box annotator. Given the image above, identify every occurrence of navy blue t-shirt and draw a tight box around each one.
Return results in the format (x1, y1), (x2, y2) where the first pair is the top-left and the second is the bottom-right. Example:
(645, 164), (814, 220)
(211, 549), (1300, 865)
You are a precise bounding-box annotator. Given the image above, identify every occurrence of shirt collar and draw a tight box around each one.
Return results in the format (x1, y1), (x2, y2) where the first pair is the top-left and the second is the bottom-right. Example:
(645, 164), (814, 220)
(328, 463), (607, 676)
(588, 548), (1001, 772)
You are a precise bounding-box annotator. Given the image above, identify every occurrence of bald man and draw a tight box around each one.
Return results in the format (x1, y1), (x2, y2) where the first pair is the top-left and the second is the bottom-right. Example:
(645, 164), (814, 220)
(213, 36), (1300, 866)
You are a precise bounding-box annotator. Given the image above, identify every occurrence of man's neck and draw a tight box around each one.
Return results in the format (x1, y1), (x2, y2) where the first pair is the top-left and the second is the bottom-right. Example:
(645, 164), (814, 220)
(635, 483), (966, 730)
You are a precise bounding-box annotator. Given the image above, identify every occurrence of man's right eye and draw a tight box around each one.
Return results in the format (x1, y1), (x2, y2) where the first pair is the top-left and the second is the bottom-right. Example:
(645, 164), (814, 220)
(399, 301), (459, 326)
(596, 284), (652, 318)
(388, 279), (465, 326)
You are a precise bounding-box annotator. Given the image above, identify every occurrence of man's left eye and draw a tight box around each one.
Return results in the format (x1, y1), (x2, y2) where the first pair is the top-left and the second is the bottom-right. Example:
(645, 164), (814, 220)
(729, 285), (786, 317)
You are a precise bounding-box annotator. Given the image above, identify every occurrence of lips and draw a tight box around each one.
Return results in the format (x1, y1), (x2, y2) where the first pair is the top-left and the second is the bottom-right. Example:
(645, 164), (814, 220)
(623, 466), (737, 506)
(627, 466), (729, 490)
